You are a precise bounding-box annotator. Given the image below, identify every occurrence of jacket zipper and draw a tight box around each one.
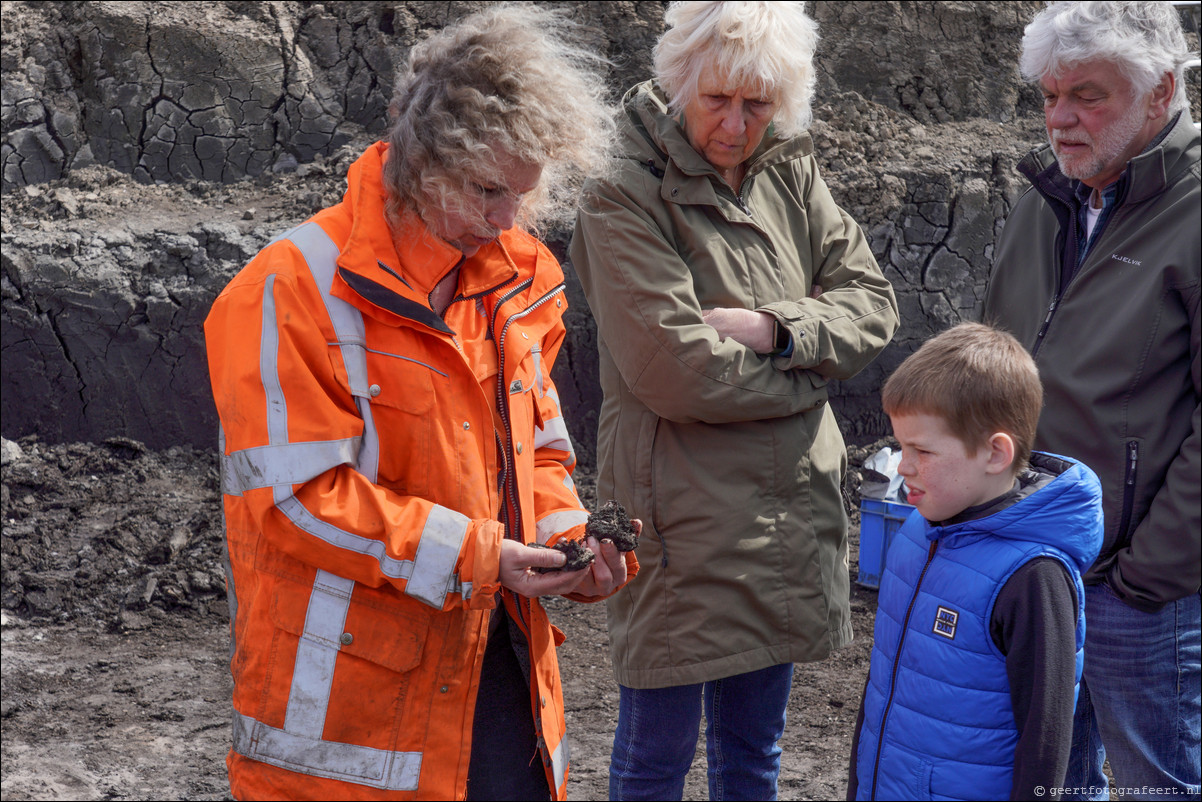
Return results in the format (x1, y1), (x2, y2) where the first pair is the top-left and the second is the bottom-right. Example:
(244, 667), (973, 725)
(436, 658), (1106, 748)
(492, 277), (536, 539)
(1032, 296), (1058, 357)
(870, 538), (939, 800)
(492, 281), (565, 644)
(1117, 440), (1139, 541)
(1028, 177), (1079, 357)
(496, 282), (567, 538)
(491, 281), (566, 777)
(735, 173), (753, 217)
(1030, 177), (1124, 358)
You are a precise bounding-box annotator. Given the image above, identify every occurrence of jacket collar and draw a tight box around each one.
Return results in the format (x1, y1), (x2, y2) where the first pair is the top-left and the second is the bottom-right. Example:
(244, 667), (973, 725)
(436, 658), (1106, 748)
(332, 142), (521, 323)
(1019, 111), (1198, 208)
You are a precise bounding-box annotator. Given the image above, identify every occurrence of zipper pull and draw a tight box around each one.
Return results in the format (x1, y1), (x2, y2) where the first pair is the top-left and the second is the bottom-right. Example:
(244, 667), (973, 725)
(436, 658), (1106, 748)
(1126, 442), (1138, 486)
(1035, 297), (1058, 341)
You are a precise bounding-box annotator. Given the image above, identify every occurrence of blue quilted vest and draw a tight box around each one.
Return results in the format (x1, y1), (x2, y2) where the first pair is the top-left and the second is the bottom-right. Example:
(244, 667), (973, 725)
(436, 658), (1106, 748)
(854, 453), (1103, 801)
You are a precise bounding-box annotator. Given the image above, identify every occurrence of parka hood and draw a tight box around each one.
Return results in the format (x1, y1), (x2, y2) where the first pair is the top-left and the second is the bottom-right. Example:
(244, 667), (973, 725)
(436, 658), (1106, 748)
(620, 80), (813, 187)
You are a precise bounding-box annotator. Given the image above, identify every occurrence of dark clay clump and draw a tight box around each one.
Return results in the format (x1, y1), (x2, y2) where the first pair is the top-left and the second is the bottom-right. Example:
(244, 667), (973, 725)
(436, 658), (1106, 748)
(533, 538), (596, 573)
(586, 499), (639, 552)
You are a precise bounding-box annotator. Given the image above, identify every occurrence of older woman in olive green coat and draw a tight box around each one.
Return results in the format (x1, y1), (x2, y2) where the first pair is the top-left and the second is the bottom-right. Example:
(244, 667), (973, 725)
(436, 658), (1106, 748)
(569, 2), (899, 799)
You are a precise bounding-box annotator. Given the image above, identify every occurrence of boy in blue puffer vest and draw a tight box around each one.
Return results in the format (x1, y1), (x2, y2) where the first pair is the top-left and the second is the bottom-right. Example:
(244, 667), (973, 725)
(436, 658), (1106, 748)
(848, 322), (1103, 801)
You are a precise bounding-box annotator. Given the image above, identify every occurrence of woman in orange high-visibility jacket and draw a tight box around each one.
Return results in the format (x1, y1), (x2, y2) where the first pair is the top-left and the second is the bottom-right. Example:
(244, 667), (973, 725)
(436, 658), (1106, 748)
(203, 7), (636, 800)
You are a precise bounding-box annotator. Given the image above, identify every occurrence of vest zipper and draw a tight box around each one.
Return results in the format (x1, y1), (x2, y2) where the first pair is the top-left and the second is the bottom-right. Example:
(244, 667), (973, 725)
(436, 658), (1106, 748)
(870, 538), (939, 800)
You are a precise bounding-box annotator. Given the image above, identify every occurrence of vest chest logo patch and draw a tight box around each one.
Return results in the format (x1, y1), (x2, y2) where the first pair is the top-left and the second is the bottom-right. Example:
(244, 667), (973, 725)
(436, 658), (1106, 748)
(933, 606), (959, 639)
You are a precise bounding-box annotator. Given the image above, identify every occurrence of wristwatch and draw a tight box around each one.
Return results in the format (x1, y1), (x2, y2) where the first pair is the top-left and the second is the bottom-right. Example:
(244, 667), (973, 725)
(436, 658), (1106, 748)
(770, 320), (792, 356)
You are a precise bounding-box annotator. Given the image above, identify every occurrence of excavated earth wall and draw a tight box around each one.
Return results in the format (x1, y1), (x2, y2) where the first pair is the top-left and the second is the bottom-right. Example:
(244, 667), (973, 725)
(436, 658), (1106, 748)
(1, 0), (1065, 467)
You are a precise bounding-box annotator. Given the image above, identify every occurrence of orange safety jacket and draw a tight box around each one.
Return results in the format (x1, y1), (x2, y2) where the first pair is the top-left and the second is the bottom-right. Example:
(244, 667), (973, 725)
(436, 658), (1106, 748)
(204, 142), (634, 800)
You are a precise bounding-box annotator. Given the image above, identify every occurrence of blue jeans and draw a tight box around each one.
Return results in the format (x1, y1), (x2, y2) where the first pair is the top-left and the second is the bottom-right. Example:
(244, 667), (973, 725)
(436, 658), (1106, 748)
(609, 663), (794, 801)
(1064, 585), (1200, 801)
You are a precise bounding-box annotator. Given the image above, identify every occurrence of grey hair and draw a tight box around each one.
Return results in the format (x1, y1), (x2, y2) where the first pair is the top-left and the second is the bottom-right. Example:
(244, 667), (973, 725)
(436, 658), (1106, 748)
(384, 3), (617, 235)
(653, 1), (820, 139)
(1020, 1), (1190, 114)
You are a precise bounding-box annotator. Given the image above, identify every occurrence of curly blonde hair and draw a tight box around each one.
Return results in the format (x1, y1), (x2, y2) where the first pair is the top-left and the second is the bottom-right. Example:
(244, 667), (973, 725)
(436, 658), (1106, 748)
(384, 4), (616, 236)
(654, 1), (820, 139)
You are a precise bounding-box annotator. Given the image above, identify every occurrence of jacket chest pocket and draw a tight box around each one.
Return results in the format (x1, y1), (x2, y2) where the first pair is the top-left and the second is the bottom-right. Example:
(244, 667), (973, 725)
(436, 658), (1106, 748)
(361, 348), (440, 416)
(331, 341), (442, 497)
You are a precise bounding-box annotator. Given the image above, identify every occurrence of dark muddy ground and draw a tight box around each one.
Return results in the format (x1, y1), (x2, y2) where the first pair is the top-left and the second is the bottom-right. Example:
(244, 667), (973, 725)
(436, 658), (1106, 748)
(1, 435), (887, 800)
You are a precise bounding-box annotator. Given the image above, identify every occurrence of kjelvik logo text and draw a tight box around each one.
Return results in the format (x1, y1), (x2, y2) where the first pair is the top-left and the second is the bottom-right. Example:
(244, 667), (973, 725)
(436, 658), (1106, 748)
(1111, 253), (1142, 266)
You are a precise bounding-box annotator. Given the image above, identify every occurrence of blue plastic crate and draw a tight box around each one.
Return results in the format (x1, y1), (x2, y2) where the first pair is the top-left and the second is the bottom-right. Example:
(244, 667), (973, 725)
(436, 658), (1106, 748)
(857, 498), (916, 589)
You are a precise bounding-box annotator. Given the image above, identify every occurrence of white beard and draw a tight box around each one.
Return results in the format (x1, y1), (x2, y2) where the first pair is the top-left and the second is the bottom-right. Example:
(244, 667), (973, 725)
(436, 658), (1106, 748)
(1051, 98), (1148, 182)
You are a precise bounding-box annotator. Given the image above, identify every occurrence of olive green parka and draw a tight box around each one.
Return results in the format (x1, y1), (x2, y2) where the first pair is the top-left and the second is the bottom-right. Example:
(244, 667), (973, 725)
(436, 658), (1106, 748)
(569, 82), (899, 688)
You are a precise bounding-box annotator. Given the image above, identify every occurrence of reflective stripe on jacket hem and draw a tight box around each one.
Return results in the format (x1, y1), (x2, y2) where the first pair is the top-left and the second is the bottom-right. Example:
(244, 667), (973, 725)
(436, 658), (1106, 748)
(232, 709), (422, 791)
(232, 568), (423, 790)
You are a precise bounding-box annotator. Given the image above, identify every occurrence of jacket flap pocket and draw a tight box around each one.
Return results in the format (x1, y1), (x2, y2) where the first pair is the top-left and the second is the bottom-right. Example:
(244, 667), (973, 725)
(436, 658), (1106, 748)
(271, 578), (429, 674)
(328, 341), (438, 415)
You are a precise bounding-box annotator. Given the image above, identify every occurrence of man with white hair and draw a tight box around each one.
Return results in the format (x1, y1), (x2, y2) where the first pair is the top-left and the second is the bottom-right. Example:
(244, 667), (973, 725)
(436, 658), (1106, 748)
(984, 2), (1200, 799)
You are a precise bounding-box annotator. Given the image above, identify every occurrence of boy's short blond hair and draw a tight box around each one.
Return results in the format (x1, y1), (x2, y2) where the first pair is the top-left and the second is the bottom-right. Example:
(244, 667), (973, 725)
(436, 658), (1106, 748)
(882, 322), (1043, 474)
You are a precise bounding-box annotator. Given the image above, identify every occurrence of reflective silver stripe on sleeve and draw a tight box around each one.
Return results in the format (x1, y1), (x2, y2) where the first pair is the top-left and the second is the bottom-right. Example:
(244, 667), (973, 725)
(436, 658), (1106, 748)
(552, 737), (568, 791)
(232, 710), (422, 791)
(284, 571), (353, 736)
(535, 510), (589, 545)
(222, 438), (361, 496)
(532, 344), (544, 396)
(270, 495), (474, 604)
(407, 506), (472, 607)
(534, 414), (573, 455)
(287, 222), (380, 484)
(562, 473), (577, 493)
(261, 275), (289, 445)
